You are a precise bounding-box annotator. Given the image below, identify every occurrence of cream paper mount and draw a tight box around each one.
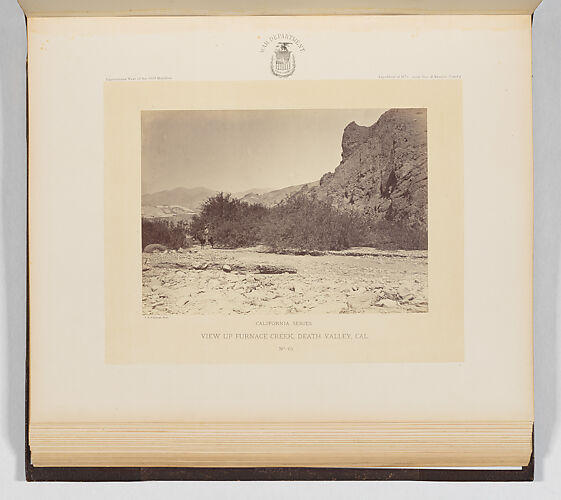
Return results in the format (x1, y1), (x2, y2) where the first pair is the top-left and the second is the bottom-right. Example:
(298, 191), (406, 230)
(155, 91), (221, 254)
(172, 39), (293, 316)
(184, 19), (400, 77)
(104, 79), (464, 364)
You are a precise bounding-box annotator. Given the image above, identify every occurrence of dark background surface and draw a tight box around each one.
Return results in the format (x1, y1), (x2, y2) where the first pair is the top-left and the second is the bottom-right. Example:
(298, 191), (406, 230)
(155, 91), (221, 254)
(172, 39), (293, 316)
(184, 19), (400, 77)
(1, 0), (560, 496)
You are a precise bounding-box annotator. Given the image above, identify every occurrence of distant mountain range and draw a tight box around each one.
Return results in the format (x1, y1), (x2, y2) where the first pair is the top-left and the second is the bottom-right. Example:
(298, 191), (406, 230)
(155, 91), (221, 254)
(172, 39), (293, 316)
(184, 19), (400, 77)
(141, 183), (318, 218)
(142, 187), (217, 212)
(142, 108), (427, 231)
(237, 181), (319, 207)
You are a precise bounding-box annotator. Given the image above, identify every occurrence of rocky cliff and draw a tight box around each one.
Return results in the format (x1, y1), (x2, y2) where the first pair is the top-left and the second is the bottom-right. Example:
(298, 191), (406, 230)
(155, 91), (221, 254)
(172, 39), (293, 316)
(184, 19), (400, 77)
(302, 108), (427, 230)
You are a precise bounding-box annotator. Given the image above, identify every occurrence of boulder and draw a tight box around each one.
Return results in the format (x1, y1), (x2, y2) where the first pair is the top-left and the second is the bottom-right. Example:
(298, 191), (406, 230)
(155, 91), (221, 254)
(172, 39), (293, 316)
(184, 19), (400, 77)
(376, 298), (399, 308)
(143, 243), (167, 253)
(149, 277), (161, 291)
(256, 264), (297, 274)
(312, 301), (344, 313)
(347, 293), (374, 311)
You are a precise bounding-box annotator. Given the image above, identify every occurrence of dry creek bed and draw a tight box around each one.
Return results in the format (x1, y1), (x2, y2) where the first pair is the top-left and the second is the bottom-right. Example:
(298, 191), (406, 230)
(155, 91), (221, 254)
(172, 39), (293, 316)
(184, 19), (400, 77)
(142, 246), (428, 316)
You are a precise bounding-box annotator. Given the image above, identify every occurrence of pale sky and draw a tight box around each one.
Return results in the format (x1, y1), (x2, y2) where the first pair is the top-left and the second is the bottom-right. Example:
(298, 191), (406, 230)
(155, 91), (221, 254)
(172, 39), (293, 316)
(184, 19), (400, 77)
(141, 109), (386, 194)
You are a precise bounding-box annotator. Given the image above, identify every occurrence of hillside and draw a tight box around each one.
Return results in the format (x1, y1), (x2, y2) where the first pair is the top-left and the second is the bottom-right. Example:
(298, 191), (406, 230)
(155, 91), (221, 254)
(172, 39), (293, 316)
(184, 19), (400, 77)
(240, 181), (319, 207)
(141, 204), (197, 220)
(304, 108), (428, 230)
(141, 187), (218, 211)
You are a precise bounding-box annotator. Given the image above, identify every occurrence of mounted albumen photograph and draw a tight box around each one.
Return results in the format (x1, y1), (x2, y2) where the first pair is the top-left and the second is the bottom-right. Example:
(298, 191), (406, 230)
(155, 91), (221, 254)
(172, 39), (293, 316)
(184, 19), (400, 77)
(141, 108), (428, 316)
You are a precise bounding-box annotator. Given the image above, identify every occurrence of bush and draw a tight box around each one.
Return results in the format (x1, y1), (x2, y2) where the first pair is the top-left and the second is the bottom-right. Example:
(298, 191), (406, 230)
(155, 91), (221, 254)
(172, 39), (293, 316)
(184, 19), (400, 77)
(189, 193), (268, 248)
(183, 192), (427, 252)
(142, 218), (188, 250)
(361, 220), (427, 250)
(259, 194), (365, 251)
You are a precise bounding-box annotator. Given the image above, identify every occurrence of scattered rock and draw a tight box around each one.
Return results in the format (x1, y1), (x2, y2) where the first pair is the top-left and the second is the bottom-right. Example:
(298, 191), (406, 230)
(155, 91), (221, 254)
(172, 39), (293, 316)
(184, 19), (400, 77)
(347, 293), (374, 311)
(149, 278), (161, 291)
(376, 298), (399, 308)
(312, 301), (344, 313)
(142, 245), (427, 316)
(256, 264), (297, 274)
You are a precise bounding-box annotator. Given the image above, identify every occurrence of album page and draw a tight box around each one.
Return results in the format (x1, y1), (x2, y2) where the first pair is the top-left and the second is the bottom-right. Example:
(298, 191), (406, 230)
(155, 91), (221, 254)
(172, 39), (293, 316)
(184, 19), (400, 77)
(28, 15), (533, 425)
(17, 0), (543, 17)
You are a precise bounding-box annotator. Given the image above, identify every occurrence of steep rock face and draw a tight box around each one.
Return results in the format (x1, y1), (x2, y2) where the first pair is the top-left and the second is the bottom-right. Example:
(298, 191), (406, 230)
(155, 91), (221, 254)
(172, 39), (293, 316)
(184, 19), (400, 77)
(341, 121), (371, 162)
(306, 108), (427, 229)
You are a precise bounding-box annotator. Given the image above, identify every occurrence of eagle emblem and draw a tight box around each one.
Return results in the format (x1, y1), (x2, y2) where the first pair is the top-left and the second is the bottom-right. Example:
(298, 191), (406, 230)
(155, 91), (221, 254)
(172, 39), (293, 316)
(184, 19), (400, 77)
(271, 42), (295, 78)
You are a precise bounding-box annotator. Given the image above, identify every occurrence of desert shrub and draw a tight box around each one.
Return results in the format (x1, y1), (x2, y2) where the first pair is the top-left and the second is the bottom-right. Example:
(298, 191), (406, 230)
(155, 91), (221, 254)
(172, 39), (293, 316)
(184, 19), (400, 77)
(141, 218), (188, 250)
(189, 193), (268, 248)
(182, 236), (195, 248)
(259, 194), (365, 251)
(185, 192), (427, 252)
(361, 220), (427, 250)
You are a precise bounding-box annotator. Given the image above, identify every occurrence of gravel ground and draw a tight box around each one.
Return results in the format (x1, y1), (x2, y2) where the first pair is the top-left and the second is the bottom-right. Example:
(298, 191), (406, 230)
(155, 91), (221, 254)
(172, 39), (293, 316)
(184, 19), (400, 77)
(142, 246), (428, 316)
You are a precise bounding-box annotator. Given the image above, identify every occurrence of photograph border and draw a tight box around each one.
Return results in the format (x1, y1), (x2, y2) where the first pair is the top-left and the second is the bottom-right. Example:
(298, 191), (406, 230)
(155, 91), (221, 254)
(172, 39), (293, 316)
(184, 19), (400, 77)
(104, 79), (464, 364)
